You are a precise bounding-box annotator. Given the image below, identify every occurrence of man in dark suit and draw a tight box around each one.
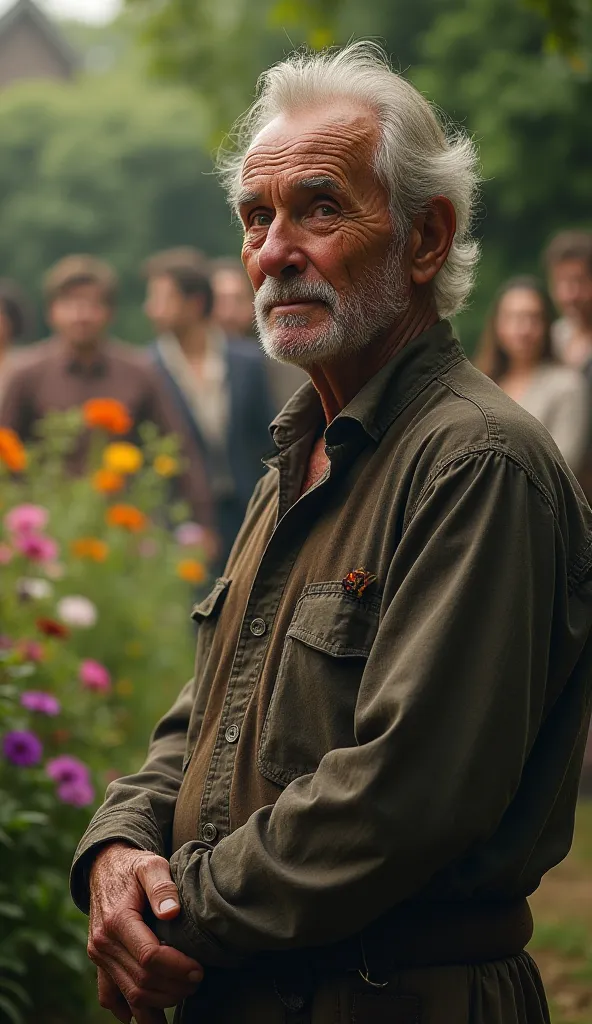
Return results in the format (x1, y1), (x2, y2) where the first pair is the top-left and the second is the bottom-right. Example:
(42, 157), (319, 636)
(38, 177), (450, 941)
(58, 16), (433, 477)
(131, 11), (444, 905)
(144, 248), (274, 567)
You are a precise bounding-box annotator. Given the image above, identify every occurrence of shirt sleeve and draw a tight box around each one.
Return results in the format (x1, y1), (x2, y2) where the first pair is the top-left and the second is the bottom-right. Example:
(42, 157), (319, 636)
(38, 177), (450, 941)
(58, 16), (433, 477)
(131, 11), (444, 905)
(154, 449), (564, 965)
(0, 363), (34, 437)
(70, 677), (196, 913)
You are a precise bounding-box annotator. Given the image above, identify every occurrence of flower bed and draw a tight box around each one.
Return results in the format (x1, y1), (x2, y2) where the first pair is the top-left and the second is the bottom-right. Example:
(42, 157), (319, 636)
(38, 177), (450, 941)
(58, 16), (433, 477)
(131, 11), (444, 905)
(0, 404), (209, 1023)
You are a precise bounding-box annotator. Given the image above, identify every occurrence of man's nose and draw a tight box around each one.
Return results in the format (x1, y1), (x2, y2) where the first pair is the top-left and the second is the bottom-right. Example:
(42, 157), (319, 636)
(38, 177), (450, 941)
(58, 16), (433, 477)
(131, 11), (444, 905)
(257, 219), (307, 279)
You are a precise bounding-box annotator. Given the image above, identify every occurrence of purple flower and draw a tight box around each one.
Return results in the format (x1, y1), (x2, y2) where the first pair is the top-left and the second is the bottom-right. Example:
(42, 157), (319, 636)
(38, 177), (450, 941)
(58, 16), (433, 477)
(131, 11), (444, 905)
(14, 533), (59, 563)
(57, 779), (95, 807)
(2, 729), (43, 766)
(20, 691), (60, 716)
(5, 504), (49, 536)
(46, 754), (90, 785)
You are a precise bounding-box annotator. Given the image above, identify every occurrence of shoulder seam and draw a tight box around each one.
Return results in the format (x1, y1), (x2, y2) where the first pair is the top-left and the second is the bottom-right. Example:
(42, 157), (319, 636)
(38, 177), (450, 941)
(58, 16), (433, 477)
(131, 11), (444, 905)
(407, 444), (558, 529)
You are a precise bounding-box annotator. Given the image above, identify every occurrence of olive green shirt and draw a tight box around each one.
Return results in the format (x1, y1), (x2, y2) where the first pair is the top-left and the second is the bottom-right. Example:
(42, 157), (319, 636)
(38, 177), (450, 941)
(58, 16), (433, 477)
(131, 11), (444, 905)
(71, 320), (592, 968)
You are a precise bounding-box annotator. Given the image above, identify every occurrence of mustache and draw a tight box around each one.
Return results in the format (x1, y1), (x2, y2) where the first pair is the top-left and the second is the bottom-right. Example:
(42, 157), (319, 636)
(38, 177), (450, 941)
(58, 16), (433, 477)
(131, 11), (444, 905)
(255, 276), (338, 316)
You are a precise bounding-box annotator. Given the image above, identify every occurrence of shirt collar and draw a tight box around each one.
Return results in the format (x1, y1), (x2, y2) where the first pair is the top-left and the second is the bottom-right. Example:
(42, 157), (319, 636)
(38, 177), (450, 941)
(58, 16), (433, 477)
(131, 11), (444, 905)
(52, 338), (110, 379)
(268, 320), (464, 455)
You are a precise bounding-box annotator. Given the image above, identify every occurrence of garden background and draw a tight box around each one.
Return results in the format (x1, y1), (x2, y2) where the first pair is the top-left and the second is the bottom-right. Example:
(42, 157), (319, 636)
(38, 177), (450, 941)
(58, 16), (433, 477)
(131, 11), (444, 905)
(0, 0), (592, 1021)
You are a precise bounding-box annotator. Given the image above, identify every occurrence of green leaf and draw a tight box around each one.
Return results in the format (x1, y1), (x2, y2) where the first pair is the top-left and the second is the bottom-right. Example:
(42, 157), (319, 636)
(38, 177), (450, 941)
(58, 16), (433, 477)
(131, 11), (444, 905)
(0, 903), (24, 920)
(0, 980), (30, 1007)
(0, 993), (24, 1024)
(0, 956), (25, 975)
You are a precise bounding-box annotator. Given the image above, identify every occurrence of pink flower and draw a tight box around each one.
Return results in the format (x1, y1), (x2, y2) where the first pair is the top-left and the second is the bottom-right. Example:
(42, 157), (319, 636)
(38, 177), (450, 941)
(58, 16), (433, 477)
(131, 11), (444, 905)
(0, 543), (13, 564)
(79, 659), (111, 692)
(18, 640), (44, 663)
(57, 778), (94, 807)
(14, 533), (59, 563)
(20, 691), (60, 716)
(5, 504), (49, 536)
(175, 522), (206, 547)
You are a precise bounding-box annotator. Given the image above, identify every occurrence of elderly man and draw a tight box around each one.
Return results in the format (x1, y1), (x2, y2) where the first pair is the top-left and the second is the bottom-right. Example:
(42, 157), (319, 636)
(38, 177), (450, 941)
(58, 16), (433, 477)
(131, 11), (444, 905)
(71, 43), (592, 1024)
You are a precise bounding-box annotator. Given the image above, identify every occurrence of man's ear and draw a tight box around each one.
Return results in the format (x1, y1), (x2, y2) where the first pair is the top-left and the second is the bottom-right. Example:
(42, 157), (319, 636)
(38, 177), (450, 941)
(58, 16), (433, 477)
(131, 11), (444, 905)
(409, 196), (456, 287)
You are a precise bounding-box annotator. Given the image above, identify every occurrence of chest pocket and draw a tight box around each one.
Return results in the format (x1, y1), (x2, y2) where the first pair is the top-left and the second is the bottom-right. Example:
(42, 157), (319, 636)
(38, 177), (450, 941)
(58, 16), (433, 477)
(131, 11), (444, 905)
(183, 577), (231, 771)
(257, 582), (380, 787)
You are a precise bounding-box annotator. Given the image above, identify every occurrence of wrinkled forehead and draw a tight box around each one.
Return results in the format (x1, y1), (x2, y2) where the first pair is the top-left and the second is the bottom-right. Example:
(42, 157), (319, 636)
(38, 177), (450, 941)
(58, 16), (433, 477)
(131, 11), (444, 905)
(238, 106), (382, 204)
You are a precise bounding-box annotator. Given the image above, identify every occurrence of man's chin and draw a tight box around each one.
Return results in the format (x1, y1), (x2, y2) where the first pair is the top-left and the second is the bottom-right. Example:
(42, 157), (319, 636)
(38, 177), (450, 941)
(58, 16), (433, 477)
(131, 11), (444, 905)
(260, 328), (339, 368)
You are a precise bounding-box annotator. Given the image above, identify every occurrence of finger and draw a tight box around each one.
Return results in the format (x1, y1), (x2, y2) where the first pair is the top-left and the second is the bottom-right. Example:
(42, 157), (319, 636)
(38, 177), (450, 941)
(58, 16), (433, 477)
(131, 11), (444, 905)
(112, 909), (202, 980)
(97, 967), (132, 1024)
(95, 941), (201, 1006)
(135, 856), (181, 919)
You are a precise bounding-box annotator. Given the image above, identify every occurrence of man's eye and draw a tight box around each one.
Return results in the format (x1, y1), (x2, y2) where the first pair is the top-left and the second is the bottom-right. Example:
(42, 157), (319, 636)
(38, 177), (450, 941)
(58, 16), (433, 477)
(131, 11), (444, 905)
(250, 212), (272, 227)
(311, 204), (338, 219)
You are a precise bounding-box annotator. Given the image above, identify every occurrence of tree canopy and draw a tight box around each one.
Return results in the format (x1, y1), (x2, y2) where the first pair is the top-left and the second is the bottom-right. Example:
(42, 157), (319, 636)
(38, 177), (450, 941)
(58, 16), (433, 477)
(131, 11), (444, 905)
(0, 70), (237, 343)
(124, 0), (592, 347)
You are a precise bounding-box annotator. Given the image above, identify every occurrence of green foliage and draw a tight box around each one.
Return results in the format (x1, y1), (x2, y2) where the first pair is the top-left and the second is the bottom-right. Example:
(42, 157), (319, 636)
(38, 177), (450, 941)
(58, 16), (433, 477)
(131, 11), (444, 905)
(0, 73), (238, 345)
(0, 412), (207, 1022)
(124, 0), (592, 351)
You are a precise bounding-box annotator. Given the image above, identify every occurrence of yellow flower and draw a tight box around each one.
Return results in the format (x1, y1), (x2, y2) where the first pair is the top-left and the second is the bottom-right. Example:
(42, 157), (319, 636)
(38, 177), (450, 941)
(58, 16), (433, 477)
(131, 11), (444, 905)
(71, 537), (109, 562)
(115, 678), (134, 697)
(103, 442), (143, 475)
(177, 559), (207, 584)
(153, 454), (179, 478)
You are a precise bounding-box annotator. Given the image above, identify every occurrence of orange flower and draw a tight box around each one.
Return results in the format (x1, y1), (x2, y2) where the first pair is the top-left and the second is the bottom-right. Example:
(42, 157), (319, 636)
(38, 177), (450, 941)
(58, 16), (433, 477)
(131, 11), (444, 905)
(92, 468), (125, 494)
(0, 428), (27, 472)
(71, 537), (109, 562)
(177, 559), (207, 584)
(83, 398), (132, 435)
(106, 504), (148, 532)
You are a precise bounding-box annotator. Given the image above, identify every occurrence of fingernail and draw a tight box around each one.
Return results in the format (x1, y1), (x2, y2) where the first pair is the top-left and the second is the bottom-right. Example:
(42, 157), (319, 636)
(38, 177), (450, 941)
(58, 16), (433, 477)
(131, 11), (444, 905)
(188, 970), (201, 983)
(159, 898), (178, 913)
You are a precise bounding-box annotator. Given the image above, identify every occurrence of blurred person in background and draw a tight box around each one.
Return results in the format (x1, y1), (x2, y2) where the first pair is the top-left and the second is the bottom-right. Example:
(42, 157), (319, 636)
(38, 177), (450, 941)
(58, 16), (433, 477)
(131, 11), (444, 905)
(144, 248), (273, 566)
(0, 278), (30, 401)
(0, 254), (213, 529)
(211, 255), (307, 409)
(545, 230), (592, 372)
(476, 275), (589, 473)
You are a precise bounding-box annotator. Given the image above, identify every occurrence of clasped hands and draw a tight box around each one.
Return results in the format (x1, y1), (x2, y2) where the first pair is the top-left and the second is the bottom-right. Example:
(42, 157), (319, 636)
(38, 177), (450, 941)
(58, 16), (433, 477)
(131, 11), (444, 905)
(88, 842), (203, 1024)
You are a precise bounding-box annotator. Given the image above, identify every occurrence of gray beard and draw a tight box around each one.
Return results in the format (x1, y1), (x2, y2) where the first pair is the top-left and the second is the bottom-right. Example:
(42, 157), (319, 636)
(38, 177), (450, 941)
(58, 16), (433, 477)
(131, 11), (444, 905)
(253, 243), (408, 367)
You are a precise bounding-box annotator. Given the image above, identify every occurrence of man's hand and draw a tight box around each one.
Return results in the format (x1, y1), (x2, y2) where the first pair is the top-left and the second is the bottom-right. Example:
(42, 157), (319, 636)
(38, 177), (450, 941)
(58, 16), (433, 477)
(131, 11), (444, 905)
(88, 842), (203, 1023)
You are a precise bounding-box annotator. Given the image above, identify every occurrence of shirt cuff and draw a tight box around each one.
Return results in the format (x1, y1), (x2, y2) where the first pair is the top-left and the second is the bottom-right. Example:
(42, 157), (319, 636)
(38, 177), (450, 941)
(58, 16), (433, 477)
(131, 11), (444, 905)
(151, 843), (247, 968)
(70, 808), (165, 914)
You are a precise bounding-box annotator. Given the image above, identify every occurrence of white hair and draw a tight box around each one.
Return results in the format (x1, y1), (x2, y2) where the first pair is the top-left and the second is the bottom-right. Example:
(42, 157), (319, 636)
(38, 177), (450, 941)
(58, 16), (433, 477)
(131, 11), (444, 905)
(218, 41), (481, 318)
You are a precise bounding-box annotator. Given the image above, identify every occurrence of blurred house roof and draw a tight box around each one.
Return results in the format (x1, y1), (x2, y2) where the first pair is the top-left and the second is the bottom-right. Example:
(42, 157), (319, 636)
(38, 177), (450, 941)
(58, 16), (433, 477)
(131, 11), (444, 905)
(0, 0), (79, 88)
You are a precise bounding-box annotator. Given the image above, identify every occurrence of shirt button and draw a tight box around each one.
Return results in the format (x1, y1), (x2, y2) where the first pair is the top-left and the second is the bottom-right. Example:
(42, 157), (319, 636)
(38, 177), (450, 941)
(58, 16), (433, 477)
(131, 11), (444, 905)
(225, 724), (240, 744)
(250, 617), (267, 637)
(202, 822), (218, 843)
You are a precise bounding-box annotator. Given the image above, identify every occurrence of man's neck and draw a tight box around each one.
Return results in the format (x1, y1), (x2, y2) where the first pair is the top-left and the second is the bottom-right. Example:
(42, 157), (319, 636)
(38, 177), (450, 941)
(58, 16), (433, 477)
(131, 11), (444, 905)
(308, 293), (439, 424)
(174, 321), (209, 360)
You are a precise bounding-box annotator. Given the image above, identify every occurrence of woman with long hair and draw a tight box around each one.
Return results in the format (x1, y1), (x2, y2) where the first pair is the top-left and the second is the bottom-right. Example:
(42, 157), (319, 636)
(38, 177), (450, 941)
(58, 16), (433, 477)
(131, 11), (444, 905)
(475, 275), (589, 472)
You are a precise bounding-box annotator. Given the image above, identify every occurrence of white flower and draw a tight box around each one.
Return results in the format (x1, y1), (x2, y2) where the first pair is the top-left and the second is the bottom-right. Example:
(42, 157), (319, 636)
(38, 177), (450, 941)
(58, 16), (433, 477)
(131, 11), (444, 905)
(57, 595), (98, 629)
(17, 577), (54, 601)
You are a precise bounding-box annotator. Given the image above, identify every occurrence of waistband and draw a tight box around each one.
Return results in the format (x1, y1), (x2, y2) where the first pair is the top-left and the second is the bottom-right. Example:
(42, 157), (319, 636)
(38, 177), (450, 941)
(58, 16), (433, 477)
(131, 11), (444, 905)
(257, 898), (534, 982)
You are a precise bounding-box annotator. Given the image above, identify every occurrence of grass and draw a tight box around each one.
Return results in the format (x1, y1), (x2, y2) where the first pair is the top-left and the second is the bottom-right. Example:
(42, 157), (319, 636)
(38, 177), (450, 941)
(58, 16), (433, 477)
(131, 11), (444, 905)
(530, 800), (592, 1023)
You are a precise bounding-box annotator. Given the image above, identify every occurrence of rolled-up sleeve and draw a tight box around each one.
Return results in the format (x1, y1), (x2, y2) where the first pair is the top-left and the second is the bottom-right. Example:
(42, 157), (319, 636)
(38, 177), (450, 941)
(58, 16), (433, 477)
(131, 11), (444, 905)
(70, 677), (196, 913)
(156, 450), (562, 965)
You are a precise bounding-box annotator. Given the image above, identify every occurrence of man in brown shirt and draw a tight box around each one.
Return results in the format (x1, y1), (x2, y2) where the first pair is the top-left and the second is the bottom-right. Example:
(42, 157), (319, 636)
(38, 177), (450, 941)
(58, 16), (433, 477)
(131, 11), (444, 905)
(0, 255), (212, 528)
(71, 44), (592, 1024)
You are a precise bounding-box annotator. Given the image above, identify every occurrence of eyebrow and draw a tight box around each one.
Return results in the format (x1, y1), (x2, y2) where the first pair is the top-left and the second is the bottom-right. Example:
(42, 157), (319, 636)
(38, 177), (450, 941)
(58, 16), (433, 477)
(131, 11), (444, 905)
(235, 175), (344, 211)
(295, 176), (343, 194)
